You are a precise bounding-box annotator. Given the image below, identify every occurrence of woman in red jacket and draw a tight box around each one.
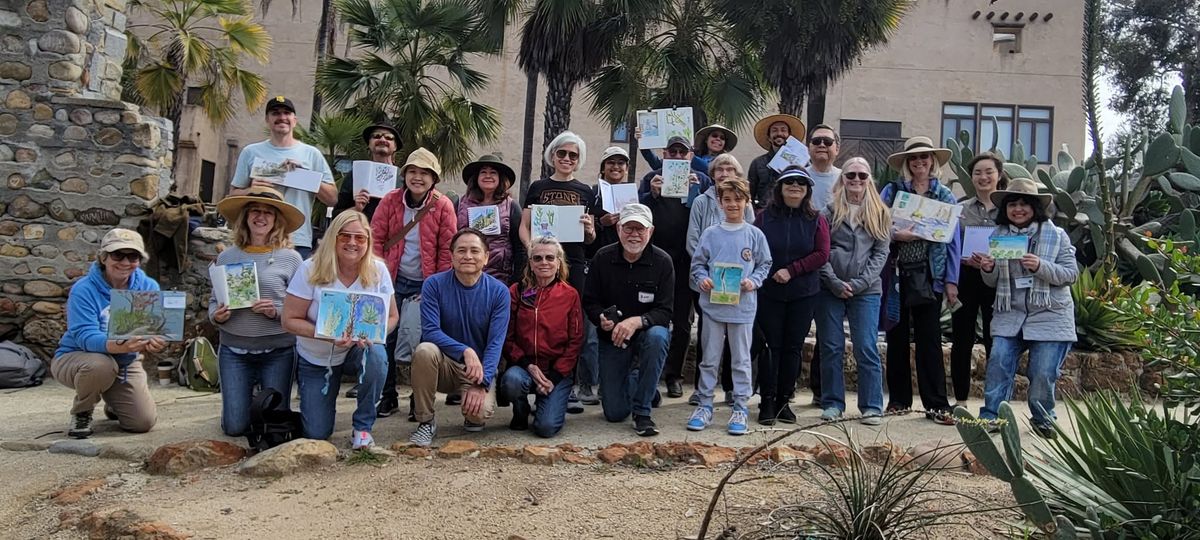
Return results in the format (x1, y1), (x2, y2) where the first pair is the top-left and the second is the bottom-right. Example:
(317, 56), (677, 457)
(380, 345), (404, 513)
(500, 237), (583, 437)
(370, 147), (457, 417)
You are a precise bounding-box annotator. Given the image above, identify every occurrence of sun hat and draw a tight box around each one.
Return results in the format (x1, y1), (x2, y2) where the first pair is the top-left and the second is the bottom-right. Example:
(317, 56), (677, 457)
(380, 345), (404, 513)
(360, 122), (401, 145)
(989, 177), (1052, 211)
(217, 186), (306, 233)
(695, 124), (738, 153)
(462, 154), (515, 187)
(599, 146), (630, 165)
(99, 228), (149, 260)
(753, 114), (806, 151)
(887, 136), (952, 171)
(401, 147), (442, 181)
(618, 203), (654, 227)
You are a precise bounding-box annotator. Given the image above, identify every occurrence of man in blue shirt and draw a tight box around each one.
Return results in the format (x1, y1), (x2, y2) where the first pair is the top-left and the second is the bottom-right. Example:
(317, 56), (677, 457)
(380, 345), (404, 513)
(408, 229), (511, 446)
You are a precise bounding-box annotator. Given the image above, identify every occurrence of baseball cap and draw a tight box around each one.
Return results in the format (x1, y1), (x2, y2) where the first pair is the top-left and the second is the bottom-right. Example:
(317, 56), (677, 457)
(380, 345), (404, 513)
(100, 228), (149, 260)
(265, 95), (296, 114)
(600, 146), (629, 163)
(666, 136), (690, 150)
(618, 203), (653, 227)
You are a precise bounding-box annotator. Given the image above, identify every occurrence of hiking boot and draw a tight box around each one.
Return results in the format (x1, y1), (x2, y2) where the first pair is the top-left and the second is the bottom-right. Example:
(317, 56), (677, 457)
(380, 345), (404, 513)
(577, 384), (600, 405)
(68, 411), (93, 439)
(727, 406), (749, 436)
(633, 415), (659, 437)
(666, 379), (684, 398)
(1032, 423), (1057, 439)
(463, 420), (485, 433)
(686, 406), (713, 431)
(410, 421), (436, 447)
(775, 403), (797, 424)
(820, 407), (843, 422)
(351, 430), (375, 450)
(566, 389), (584, 414)
(687, 392), (701, 406)
(345, 384), (359, 398)
(445, 393), (462, 406)
(376, 396), (399, 418)
(860, 412), (884, 426)
(757, 398), (777, 426)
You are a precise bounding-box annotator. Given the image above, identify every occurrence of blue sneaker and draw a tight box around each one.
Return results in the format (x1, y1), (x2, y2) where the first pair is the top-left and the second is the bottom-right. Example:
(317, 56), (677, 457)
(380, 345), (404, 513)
(728, 406), (749, 435)
(687, 405), (713, 431)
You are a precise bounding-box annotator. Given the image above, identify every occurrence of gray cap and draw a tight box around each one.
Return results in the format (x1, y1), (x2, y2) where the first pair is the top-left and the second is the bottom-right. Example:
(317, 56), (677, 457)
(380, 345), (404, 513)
(618, 203), (653, 227)
(666, 136), (690, 150)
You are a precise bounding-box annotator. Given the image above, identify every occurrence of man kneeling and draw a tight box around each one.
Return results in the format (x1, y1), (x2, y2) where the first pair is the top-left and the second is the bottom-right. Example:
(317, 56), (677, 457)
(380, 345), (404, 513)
(409, 229), (510, 446)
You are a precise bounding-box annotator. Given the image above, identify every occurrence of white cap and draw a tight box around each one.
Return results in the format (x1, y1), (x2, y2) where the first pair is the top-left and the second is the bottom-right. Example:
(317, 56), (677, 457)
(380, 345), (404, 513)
(618, 203), (653, 227)
(600, 146), (630, 164)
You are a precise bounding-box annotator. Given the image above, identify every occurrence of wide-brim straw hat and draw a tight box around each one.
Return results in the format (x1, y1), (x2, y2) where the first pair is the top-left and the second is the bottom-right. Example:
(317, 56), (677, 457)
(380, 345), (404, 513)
(695, 124), (738, 153)
(989, 177), (1052, 211)
(887, 136), (952, 171)
(217, 186), (305, 233)
(462, 154), (515, 187)
(753, 114), (806, 151)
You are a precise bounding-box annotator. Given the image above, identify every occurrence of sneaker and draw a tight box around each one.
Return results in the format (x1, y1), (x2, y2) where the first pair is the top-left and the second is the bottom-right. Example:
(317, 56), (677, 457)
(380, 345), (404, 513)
(1032, 423), (1057, 439)
(509, 410), (529, 431)
(775, 403), (797, 424)
(686, 406), (713, 431)
(885, 403), (911, 416)
(926, 411), (957, 426)
(651, 390), (662, 408)
(687, 392), (701, 406)
(820, 407), (843, 422)
(723, 392), (734, 406)
(727, 406), (749, 436)
(351, 430), (375, 450)
(464, 419), (485, 432)
(578, 384), (600, 405)
(376, 396), (399, 418)
(410, 421), (437, 447)
(633, 414), (659, 437)
(445, 393), (462, 406)
(345, 384), (359, 398)
(860, 412), (884, 426)
(68, 411), (93, 439)
(666, 379), (684, 398)
(566, 389), (584, 414)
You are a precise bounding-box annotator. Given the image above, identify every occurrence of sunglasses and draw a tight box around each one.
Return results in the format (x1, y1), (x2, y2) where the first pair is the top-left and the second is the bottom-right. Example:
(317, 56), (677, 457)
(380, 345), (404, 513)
(371, 133), (395, 141)
(337, 232), (369, 244)
(810, 136), (836, 147)
(843, 172), (870, 181)
(108, 250), (142, 263)
(555, 149), (580, 161)
(908, 153), (932, 161)
(530, 254), (558, 263)
(780, 177), (810, 186)
(665, 147), (689, 157)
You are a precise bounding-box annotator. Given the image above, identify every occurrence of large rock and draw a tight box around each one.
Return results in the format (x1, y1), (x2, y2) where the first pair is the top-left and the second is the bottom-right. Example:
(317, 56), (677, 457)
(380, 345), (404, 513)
(520, 445), (561, 466)
(48, 439), (100, 457)
(78, 508), (190, 540)
(436, 440), (479, 458)
(596, 446), (627, 464)
(237, 438), (336, 477)
(148, 440), (248, 475)
(694, 445), (737, 467)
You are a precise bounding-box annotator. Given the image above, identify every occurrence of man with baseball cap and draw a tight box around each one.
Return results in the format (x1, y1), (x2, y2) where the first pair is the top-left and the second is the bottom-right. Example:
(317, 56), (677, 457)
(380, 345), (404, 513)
(638, 136), (713, 205)
(583, 203), (674, 436)
(334, 121), (401, 220)
(229, 96), (336, 258)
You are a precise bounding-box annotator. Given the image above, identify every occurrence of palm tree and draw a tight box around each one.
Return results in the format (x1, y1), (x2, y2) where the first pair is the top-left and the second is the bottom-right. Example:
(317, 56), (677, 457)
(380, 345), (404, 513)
(123, 0), (272, 168)
(316, 0), (516, 173)
(712, 0), (911, 127)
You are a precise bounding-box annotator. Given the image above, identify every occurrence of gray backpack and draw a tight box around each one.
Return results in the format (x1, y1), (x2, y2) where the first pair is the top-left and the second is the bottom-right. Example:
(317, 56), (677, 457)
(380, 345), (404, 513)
(0, 341), (47, 388)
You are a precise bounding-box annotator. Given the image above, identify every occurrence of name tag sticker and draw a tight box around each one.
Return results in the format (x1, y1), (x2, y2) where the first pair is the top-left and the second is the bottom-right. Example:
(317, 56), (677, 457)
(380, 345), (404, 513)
(1015, 277), (1034, 289)
(638, 291), (655, 303)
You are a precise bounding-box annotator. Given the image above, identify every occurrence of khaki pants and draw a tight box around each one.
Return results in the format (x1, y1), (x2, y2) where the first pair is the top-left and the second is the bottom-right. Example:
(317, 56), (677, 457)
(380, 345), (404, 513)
(410, 342), (495, 424)
(51, 352), (157, 433)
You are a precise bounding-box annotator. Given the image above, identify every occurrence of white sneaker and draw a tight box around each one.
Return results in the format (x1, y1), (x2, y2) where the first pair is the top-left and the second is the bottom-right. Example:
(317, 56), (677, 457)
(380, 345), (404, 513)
(351, 430), (375, 450)
(410, 421), (437, 447)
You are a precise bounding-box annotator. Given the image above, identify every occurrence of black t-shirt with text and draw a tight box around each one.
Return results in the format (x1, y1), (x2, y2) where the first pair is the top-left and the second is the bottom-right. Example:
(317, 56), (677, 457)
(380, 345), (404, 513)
(523, 177), (595, 264)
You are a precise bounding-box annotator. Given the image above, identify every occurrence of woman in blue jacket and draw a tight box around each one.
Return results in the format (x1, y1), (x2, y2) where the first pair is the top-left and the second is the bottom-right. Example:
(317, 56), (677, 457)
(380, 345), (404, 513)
(53, 229), (162, 439)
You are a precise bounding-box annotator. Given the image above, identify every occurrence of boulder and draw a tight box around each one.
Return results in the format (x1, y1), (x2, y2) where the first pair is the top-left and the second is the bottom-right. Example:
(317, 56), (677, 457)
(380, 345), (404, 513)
(147, 440), (247, 475)
(236, 439), (336, 477)
(903, 441), (966, 470)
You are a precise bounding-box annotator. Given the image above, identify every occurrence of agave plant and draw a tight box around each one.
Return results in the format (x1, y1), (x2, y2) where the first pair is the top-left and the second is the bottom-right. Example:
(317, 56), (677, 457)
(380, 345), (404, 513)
(1070, 268), (1141, 351)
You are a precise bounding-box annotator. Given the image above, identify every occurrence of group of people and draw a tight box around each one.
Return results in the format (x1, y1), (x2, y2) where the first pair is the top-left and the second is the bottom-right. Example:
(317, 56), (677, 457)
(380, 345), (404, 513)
(49, 97), (1079, 448)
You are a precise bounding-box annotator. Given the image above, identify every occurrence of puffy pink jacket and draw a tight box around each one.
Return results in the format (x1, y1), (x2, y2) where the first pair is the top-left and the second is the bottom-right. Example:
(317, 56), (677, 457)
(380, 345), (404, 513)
(371, 188), (456, 280)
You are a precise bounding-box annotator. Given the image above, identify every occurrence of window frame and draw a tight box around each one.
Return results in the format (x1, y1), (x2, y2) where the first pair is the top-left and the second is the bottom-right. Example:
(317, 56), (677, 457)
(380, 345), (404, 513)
(941, 102), (1053, 164)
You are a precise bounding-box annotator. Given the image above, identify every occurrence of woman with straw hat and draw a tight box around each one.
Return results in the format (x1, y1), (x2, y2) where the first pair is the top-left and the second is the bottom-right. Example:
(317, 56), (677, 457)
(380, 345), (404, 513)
(978, 177), (1077, 439)
(693, 124), (738, 173)
(210, 186), (305, 437)
(456, 154), (525, 284)
(879, 136), (960, 426)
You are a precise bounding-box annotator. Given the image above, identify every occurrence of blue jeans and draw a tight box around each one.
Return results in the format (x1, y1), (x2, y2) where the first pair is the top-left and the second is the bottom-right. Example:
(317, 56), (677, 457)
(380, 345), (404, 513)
(296, 343), (387, 439)
(576, 320), (599, 387)
(981, 335), (1071, 426)
(816, 292), (884, 415)
(597, 325), (669, 421)
(217, 345), (296, 437)
(499, 366), (573, 438)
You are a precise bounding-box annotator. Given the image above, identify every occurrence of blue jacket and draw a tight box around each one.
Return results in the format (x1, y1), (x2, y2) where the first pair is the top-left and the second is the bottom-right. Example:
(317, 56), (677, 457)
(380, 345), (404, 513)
(420, 270), (510, 387)
(56, 263), (160, 367)
(879, 178), (962, 292)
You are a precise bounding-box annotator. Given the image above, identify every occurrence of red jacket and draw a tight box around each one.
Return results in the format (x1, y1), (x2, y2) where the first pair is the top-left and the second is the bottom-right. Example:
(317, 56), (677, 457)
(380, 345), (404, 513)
(503, 280), (582, 381)
(371, 188), (456, 280)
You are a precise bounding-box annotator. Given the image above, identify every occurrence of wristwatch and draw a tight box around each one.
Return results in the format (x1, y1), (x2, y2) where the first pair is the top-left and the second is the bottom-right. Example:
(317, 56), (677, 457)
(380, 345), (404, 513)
(640, 315), (650, 329)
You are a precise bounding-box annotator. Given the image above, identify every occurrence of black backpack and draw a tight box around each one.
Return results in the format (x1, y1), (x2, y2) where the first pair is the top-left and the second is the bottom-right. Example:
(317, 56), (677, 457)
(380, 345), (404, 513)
(246, 387), (304, 453)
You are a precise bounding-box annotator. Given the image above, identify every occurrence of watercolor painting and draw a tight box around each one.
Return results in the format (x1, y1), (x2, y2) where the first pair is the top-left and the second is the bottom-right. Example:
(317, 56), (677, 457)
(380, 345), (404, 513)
(108, 290), (186, 341)
(710, 263), (743, 305)
(316, 290), (389, 343)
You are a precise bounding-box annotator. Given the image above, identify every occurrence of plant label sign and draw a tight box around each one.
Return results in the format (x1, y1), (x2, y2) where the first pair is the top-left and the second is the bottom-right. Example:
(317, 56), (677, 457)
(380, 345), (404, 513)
(352, 161), (399, 198)
(530, 205), (585, 243)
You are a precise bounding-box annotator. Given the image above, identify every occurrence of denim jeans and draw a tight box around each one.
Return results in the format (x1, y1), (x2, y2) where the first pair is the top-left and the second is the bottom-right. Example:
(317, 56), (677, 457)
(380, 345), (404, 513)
(815, 292), (884, 415)
(981, 335), (1071, 427)
(499, 366), (573, 438)
(217, 345), (295, 437)
(576, 319), (599, 387)
(296, 343), (387, 439)
(295, 246), (311, 259)
(597, 325), (669, 421)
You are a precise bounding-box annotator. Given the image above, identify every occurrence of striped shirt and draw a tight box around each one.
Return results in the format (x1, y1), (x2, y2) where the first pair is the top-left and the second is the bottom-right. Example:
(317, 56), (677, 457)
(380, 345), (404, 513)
(207, 245), (302, 350)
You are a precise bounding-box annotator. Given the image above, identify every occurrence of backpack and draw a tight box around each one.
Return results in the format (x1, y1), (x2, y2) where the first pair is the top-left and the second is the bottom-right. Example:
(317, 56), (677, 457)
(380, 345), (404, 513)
(246, 387), (304, 453)
(0, 341), (46, 389)
(178, 337), (220, 392)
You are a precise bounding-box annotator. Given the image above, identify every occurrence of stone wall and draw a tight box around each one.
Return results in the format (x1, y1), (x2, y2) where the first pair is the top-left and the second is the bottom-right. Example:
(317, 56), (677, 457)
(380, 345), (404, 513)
(0, 0), (173, 359)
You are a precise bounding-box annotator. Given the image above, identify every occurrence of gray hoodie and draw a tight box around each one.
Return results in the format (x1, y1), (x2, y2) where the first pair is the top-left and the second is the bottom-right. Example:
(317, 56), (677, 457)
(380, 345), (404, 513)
(819, 206), (890, 297)
(686, 185), (756, 257)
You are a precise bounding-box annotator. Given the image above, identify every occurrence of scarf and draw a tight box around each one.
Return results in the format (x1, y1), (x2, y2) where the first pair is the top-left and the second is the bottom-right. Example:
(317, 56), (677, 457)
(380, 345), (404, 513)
(994, 221), (1061, 312)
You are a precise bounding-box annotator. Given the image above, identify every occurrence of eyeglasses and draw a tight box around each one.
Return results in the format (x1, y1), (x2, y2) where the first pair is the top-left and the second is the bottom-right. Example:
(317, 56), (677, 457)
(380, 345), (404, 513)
(555, 149), (580, 161)
(843, 172), (870, 181)
(337, 232), (368, 244)
(108, 250), (142, 263)
(530, 254), (558, 263)
(810, 136), (836, 147)
(371, 133), (395, 141)
(908, 153), (932, 161)
(620, 225), (648, 235)
(665, 147), (688, 157)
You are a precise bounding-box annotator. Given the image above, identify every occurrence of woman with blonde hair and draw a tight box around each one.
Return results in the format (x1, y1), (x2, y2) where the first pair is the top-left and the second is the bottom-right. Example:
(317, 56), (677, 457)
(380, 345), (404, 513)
(500, 237), (582, 437)
(283, 210), (399, 449)
(815, 157), (892, 424)
(210, 186), (305, 436)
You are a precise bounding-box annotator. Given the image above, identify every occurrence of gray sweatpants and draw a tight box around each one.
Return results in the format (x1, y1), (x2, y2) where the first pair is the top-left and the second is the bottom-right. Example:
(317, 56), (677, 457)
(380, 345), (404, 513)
(697, 314), (754, 409)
